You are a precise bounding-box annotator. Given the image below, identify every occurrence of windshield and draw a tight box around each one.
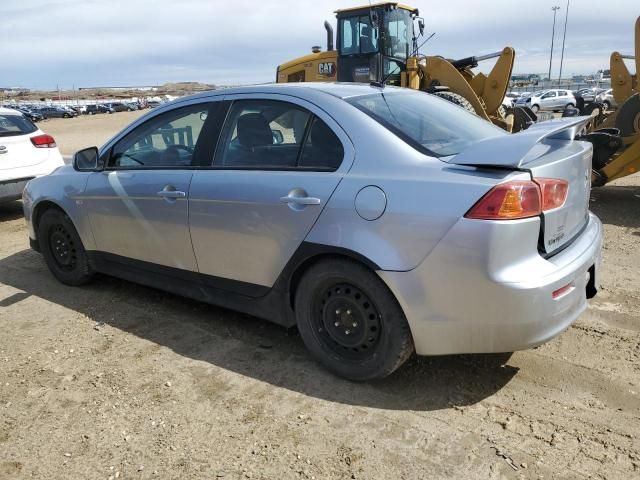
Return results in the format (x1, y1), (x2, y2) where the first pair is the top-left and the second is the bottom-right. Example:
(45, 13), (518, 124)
(383, 8), (411, 59)
(0, 113), (37, 137)
(347, 91), (505, 157)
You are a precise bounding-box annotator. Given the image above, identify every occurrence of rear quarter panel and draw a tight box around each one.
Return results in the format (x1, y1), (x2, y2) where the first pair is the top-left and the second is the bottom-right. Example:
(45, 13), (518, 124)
(305, 107), (526, 271)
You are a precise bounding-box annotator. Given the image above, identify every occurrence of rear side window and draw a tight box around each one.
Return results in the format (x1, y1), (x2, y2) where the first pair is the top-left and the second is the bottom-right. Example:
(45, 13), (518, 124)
(0, 113), (37, 137)
(215, 100), (310, 169)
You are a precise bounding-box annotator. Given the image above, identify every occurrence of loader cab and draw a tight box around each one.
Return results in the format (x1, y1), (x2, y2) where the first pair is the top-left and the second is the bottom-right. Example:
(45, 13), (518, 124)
(336, 3), (418, 86)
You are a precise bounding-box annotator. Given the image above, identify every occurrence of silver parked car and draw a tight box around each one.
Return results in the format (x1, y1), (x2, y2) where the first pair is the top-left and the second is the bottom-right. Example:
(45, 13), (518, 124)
(596, 89), (617, 110)
(515, 89), (577, 113)
(22, 83), (602, 381)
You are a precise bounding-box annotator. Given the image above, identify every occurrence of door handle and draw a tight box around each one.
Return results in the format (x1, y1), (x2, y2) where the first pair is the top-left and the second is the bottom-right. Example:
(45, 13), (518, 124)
(157, 190), (186, 198)
(157, 185), (186, 199)
(280, 195), (321, 205)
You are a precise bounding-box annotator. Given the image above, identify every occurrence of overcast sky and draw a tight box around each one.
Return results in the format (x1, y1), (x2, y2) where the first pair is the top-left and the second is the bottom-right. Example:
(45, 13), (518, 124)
(0, 0), (636, 90)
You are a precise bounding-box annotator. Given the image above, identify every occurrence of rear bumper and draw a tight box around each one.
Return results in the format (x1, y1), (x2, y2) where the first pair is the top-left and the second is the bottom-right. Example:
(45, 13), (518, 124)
(379, 212), (603, 356)
(0, 177), (34, 203)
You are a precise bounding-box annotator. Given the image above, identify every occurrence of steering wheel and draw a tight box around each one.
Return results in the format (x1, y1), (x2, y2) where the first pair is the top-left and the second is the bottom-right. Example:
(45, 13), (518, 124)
(166, 144), (194, 154)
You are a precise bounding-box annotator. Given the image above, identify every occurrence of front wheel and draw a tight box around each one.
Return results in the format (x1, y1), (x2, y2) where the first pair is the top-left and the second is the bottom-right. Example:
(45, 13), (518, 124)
(295, 259), (414, 381)
(38, 209), (94, 286)
(531, 104), (540, 113)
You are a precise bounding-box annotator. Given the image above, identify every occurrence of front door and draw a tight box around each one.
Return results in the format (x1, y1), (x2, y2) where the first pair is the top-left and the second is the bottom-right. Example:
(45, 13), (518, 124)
(82, 102), (214, 272)
(189, 96), (353, 290)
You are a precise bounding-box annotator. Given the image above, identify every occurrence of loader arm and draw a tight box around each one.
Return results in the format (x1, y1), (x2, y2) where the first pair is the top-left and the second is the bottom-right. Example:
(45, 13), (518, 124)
(467, 47), (515, 115)
(610, 17), (639, 105)
(419, 57), (491, 121)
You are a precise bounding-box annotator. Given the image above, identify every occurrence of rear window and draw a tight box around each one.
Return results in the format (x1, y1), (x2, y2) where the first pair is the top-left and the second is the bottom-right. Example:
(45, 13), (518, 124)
(0, 113), (37, 137)
(346, 91), (504, 157)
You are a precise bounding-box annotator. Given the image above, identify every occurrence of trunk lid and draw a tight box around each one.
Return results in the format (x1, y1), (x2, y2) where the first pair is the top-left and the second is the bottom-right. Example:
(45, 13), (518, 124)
(447, 117), (593, 255)
(0, 132), (48, 170)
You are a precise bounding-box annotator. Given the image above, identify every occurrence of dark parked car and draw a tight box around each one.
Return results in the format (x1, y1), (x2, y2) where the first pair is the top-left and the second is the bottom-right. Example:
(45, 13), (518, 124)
(38, 106), (76, 119)
(85, 104), (114, 115)
(14, 107), (44, 122)
(106, 102), (133, 112)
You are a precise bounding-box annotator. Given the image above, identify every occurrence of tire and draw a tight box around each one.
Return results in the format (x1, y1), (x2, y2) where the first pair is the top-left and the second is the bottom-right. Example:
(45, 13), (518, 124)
(566, 103), (575, 109)
(294, 259), (414, 381)
(531, 104), (540, 113)
(37, 209), (93, 286)
(433, 91), (477, 115)
(63, 113), (70, 118)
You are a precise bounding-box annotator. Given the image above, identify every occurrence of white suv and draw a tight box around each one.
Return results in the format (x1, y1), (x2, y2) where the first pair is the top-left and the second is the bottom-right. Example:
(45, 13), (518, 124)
(0, 107), (64, 203)
(515, 89), (577, 113)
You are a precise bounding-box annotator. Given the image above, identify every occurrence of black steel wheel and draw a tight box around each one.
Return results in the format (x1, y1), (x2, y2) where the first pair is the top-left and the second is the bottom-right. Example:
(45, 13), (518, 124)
(48, 223), (77, 271)
(38, 209), (93, 286)
(312, 282), (382, 360)
(295, 259), (414, 381)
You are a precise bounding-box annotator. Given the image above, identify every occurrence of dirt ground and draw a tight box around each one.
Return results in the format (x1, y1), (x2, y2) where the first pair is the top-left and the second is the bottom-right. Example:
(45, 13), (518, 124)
(42, 111), (146, 156)
(0, 113), (639, 479)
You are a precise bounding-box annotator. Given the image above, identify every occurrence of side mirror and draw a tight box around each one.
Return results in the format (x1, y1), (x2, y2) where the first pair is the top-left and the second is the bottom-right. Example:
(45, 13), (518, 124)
(271, 129), (284, 145)
(73, 146), (100, 171)
(418, 17), (425, 36)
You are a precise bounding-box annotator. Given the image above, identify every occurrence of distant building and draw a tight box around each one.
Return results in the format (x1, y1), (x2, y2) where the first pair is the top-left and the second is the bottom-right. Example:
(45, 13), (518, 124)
(78, 85), (159, 92)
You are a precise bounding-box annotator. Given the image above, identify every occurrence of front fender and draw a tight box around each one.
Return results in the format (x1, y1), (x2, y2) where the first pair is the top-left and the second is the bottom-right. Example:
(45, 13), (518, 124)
(24, 169), (95, 250)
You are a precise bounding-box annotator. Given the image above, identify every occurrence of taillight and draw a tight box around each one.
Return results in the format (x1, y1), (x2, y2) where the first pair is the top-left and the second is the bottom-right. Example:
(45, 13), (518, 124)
(465, 181), (541, 220)
(465, 178), (569, 220)
(535, 178), (569, 211)
(30, 134), (56, 148)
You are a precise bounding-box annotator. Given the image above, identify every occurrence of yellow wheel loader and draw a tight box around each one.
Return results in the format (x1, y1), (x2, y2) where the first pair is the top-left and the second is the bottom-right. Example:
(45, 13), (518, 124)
(276, 3), (640, 185)
(276, 2), (521, 132)
(589, 16), (640, 185)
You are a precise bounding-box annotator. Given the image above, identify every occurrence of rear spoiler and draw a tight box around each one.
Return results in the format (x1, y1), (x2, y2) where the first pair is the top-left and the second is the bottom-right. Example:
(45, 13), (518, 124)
(446, 116), (592, 168)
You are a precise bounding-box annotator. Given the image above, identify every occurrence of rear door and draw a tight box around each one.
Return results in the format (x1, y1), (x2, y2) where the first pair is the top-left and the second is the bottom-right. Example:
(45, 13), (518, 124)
(189, 94), (354, 290)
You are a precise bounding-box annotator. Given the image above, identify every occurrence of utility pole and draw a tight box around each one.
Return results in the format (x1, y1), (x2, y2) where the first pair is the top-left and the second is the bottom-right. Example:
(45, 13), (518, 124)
(548, 6), (560, 82)
(558, 0), (570, 86)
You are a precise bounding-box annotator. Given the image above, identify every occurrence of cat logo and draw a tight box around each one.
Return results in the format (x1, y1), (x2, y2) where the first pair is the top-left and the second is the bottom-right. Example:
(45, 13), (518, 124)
(318, 62), (336, 77)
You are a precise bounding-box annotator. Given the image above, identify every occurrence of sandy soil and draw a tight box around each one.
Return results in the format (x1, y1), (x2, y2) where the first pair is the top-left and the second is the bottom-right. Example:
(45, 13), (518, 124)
(0, 114), (639, 479)
(41, 111), (146, 156)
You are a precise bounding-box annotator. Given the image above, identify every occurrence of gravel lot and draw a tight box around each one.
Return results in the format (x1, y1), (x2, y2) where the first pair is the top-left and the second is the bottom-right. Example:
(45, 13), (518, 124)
(0, 113), (639, 479)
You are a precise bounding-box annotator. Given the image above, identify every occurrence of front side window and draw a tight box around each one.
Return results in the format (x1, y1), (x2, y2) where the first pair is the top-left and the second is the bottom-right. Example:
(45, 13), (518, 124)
(542, 92), (556, 99)
(0, 114), (37, 137)
(340, 15), (378, 55)
(215, 100), (311, 168)
(348, 91), (505, 157)
(110, 103), (210, 168)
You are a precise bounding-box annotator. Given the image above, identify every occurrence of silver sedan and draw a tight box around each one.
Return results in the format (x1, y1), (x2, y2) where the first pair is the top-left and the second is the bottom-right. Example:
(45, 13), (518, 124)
(22, 83), (602, 381)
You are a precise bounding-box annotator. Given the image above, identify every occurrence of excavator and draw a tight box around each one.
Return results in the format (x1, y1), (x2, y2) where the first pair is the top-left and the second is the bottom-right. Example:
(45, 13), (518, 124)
(276, 3), (640, 185)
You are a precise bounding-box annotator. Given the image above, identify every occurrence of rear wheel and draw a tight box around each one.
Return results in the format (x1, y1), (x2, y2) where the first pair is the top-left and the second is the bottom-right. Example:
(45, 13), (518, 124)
(531, 104), (540, 113)
(433, 91), (477, 115)
(38, 209), (93, 286)
(295, 259), (414, 381)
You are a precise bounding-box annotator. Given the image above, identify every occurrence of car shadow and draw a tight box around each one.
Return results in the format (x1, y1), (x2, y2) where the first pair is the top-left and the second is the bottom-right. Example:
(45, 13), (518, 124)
(0, 201), (24, 223)
(590, 184), (640, 229)
(0, 248), (518, 411)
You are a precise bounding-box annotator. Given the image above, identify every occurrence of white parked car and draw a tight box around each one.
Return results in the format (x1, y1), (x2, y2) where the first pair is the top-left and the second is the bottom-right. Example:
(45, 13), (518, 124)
(514, 89), (577, 113)
(0, 107), (64, 203)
